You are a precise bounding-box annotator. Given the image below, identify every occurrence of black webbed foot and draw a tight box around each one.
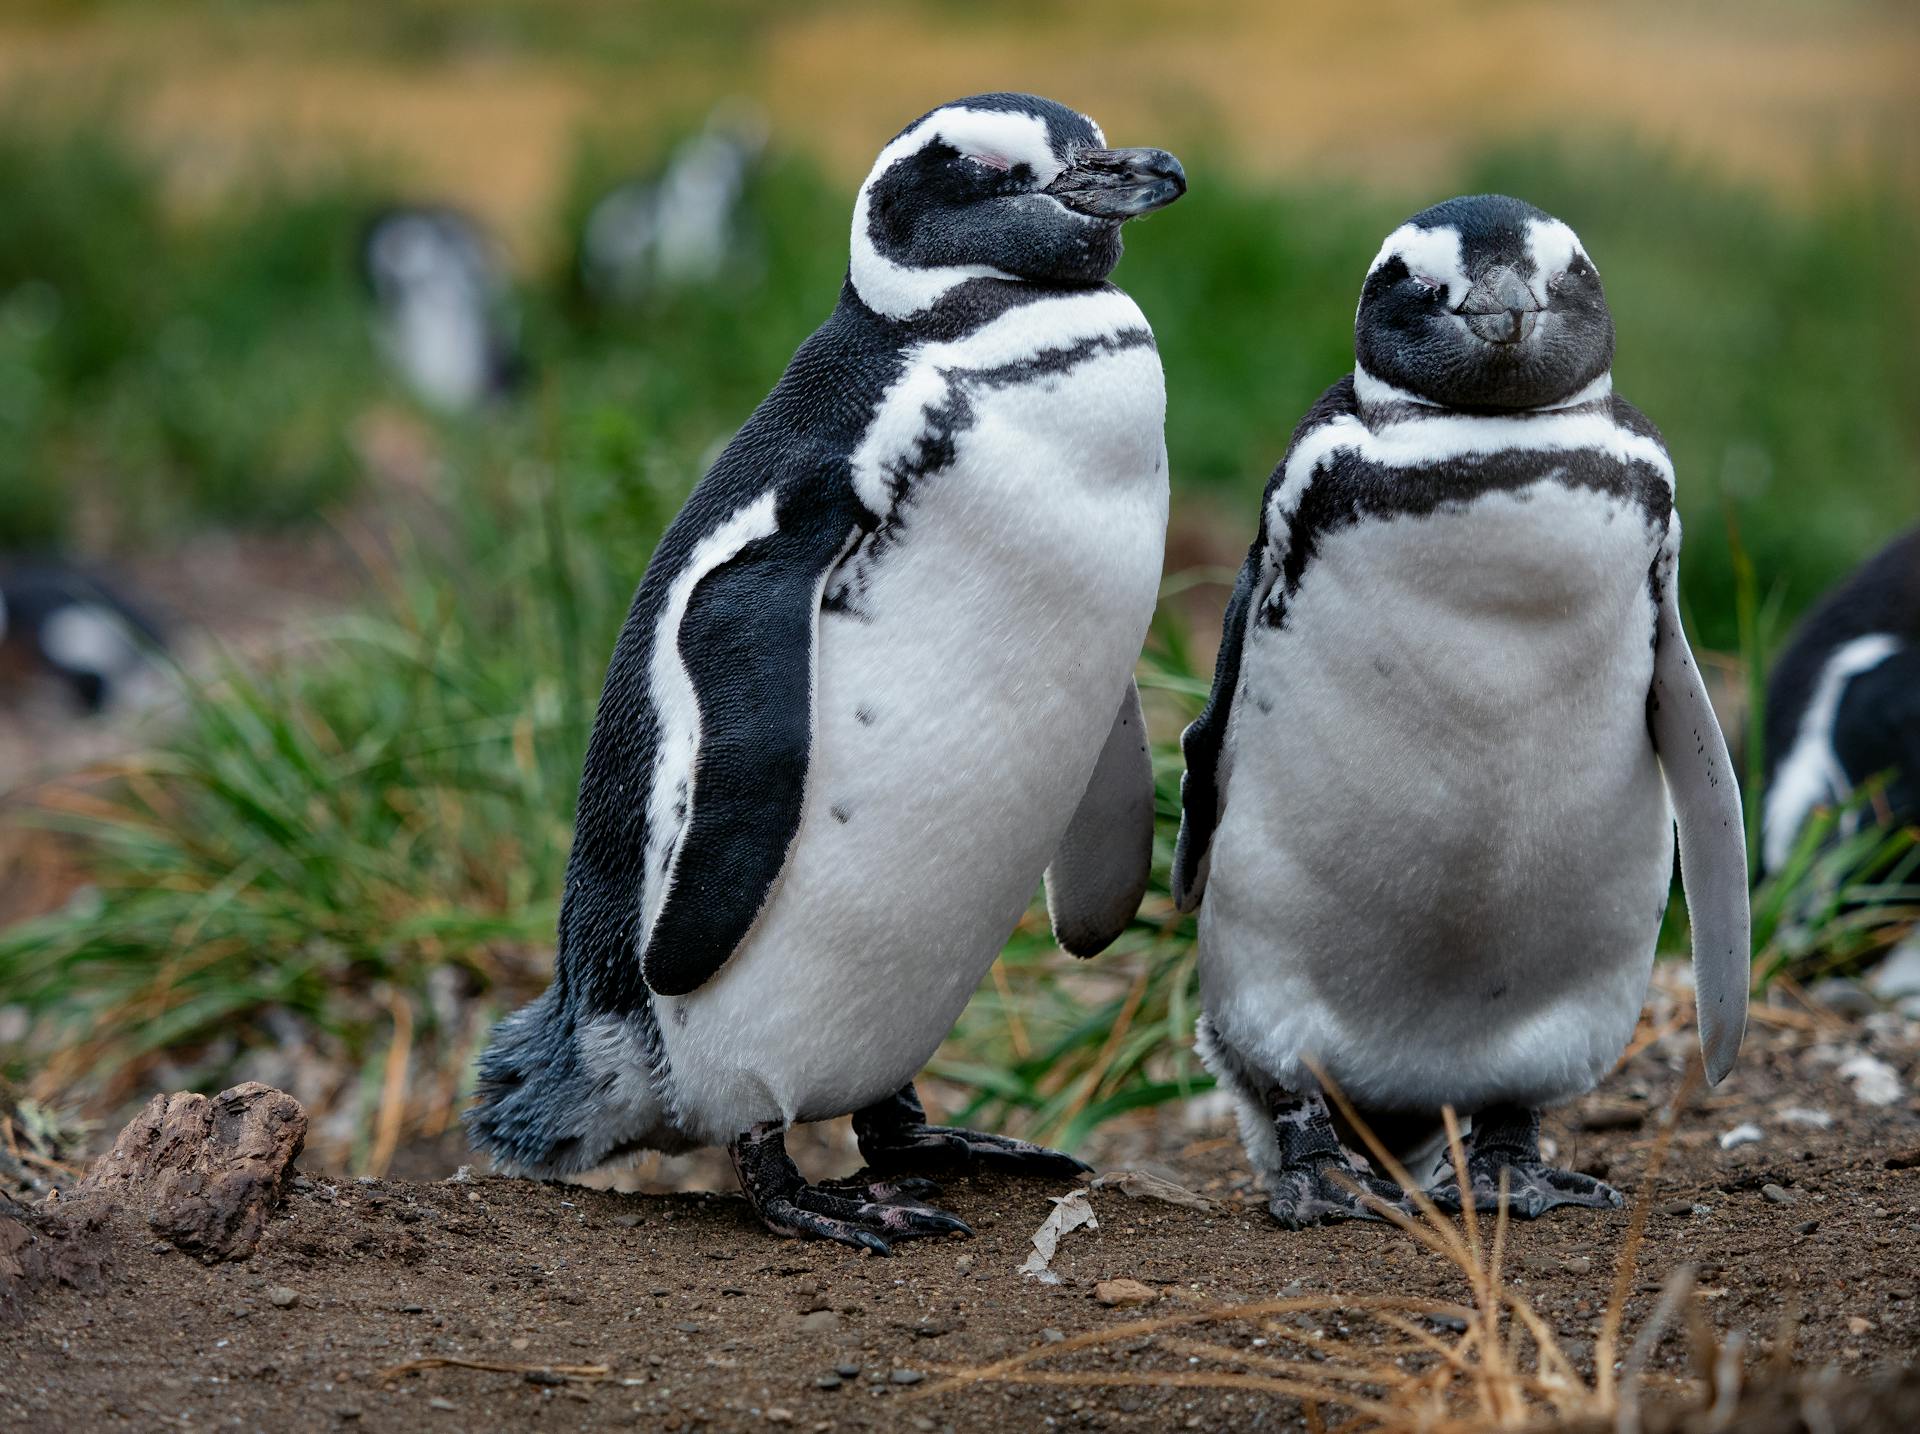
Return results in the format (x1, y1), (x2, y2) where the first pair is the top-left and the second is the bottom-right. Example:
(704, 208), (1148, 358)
(1267, 1159), (1409, 1229)
(1262, 1088), (1411, 1230)
(853, 1084), (1090, 1180)
(729, 1123), (972, 1255)
(1429, 1104), (1624, 1220)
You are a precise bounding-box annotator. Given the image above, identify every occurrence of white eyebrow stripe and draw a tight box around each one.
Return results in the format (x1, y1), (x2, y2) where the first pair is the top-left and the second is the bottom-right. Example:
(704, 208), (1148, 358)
(1365, 223), (1469, 307)
(848, 105), (1065, 320)
(1524, 217), (1589, 305)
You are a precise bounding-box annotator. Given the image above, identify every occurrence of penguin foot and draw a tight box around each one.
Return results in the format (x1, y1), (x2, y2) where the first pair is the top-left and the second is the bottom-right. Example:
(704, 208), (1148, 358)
(852, 1083), (1090, 1179)
(1430, 1160), (1623, 1220)
(1265, 1160), (1409, 1230)
(1430, 1103), (1624, 1220)
(729, 1122), (972, 1255)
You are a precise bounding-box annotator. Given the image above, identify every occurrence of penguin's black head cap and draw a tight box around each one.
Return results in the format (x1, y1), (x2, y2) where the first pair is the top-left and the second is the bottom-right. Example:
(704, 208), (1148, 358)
(850, 93), (1186, 321)
(1355, 194), (1614, 411)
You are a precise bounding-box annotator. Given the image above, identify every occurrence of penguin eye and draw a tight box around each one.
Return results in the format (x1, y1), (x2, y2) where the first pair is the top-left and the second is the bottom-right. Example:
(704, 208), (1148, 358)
(1410, 273), (1444, 296)
(964, 153), (1012, 174)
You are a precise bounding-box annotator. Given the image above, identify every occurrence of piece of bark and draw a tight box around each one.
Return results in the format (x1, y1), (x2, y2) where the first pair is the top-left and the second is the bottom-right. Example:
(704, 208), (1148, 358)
(78, 1082), (306, 1263)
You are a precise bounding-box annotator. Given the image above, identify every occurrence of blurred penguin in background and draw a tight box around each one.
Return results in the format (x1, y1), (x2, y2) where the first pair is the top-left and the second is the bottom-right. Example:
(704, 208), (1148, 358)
(578, 103), (768, 307)
(1762, 526), (1920, 873)
(359, 206), (525, 412)
(0, 559), (167, 715)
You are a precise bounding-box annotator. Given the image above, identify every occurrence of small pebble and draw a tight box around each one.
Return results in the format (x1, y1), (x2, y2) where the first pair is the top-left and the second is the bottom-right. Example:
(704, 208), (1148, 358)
(953, 1254), (974, 1274)
(614, 1215), (645, 1228)
(797, 1311), (839, 1334)
(1796, 1219), (1821, 1235)
(335, 1409), (361, 1422)
(523, 1369), (566, 1387)
(889, 1368), (925, 1385)
(1040, 1328), (1066, 1344)
(428, 1397), (456, 1412)
(814, 1375), (843, 1390)
(1762, 1183), (1802, 1206)
(400, 1304), (426, 1314)
(1847, 1316), (1875, 1336)
(834, 1363), (861, 1378)
(1659, 1199), (1696, 1217)
(1093, 1278), (1159, 1308)
(765, 1409), (794, 1425)
(268, 1286), (298, 1309)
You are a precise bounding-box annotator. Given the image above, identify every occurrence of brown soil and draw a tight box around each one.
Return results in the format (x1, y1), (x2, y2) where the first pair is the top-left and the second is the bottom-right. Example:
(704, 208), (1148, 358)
(4, 1001), (1917, 1432)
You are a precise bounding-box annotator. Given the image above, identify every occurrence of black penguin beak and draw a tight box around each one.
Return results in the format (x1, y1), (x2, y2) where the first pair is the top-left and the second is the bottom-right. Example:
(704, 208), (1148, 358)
(1456, 264), (1541, 344)
(1045, 147), (1187, 219)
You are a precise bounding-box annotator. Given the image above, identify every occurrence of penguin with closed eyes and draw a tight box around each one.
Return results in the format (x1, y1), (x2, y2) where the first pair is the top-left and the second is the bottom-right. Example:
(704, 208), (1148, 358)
(468, 93), (1186, 1252)
(1176, 195), (1750, 1227)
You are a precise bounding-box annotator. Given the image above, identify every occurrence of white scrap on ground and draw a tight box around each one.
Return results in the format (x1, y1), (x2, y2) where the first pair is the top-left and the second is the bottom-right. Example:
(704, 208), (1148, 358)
(1717, 1122), (1764, 1150)
(1019, 1189), (1098, 1284)
(1836, 1053), (1905, 1107)
(1089, 1168), (1217, 1212)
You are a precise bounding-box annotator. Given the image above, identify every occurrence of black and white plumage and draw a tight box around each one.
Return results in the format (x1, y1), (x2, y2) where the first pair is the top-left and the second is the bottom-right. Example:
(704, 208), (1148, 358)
(359, 206), (524, 411)
(468, 94), (1185, 1250)
(1761, 527), (1920, 873)
(1174, 195), (1750, 1227)
(579, 105), (768, 306)
(0, 560), (166, 714)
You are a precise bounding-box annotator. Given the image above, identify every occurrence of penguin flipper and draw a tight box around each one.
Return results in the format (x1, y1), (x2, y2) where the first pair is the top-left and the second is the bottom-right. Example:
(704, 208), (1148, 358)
(1647, 519), (1751, 1085)
(1173, 377), (1354, 913)
(1172, 545), (1265, 912)
(640, 489), (863, 998)
(1045, 678), (1154, 957)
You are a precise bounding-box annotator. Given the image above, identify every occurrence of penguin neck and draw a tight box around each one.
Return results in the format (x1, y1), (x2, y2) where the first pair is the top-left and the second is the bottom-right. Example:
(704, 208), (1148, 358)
(838, 271), (1116, 345)
(1353, 363), (1615, 429)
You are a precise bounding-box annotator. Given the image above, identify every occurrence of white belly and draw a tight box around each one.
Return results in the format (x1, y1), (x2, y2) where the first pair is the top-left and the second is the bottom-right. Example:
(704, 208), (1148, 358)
(1202, 480), (1675, 1111)
(658, 320), (1168, 1141)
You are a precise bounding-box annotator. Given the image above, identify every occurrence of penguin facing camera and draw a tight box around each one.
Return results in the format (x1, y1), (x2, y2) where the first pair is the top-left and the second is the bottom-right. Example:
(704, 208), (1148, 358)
(1175, 195), (1750, 1228)
(468, 93), (1188, 1251)
(358, 206), (525, 412)
(1762, 526), (1919, 874)
(0, 559), (167, 714)
(578, 104), (769, 306)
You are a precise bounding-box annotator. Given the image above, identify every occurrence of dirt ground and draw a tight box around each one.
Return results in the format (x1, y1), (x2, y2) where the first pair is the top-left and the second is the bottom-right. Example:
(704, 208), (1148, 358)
(3, 995), (1917, 1432)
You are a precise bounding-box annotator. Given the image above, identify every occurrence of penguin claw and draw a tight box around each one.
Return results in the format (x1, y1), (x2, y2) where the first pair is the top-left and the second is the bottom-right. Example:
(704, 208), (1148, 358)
(1265, 1162), (1410, 1230)
(1430, 1160), (1623, 1220)
(754, 1179), (971, 1254)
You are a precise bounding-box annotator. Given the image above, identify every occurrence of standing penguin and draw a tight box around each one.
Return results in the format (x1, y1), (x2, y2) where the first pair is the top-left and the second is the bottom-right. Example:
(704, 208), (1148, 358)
(1761, 526), (1919, 874)
(468, 94), (1186, 1251)
(579, 104), (768, 306)
(1174, 195), (1749, 1227)
(359, 206), (524, 412)
(0, 559), (167, 714)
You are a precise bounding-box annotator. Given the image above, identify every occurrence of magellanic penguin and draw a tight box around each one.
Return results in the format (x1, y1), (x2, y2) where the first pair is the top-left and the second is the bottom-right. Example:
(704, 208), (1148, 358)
(579, 103), (768, 306)
(467, 94), (1186, 1252)
(1173, 195), (1750, 1227)
(1761, 526), (1919, 875)
(0, 559), (167, 714)
(359, 206), (524, 412)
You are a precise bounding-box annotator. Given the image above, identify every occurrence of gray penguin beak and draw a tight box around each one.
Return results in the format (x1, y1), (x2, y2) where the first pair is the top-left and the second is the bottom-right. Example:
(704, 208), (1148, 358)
(1457, 264), (1541, 344)
(1045, 147), (1187, 220)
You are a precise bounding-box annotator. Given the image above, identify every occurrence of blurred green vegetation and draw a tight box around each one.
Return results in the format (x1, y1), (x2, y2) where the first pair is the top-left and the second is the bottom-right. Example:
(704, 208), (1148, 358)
(1, 115), (1915, 1160)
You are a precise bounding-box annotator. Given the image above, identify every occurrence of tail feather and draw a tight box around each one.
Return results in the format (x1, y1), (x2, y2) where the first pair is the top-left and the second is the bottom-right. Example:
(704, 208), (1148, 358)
(465, 988), (684, 1176)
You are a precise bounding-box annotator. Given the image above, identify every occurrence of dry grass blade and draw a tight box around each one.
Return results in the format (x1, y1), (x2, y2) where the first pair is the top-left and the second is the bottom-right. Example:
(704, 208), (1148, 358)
(924, 1062), (1731, 1433)
(375, 1355), (612, 1382)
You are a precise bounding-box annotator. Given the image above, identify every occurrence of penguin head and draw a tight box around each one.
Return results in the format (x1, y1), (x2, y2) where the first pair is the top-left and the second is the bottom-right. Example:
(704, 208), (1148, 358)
(359, 206), (498, 311)
(850, 93), (1186, 320)
(1355, 194), (1614, 411)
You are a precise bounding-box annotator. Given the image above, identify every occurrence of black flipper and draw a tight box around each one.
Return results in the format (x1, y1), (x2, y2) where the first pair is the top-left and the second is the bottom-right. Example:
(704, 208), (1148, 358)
(1172, 376), (1360, 912)
(1044, 677), (1154, 956)
(640, 486), (866, 997)
(1171, 544), (1266, 912)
